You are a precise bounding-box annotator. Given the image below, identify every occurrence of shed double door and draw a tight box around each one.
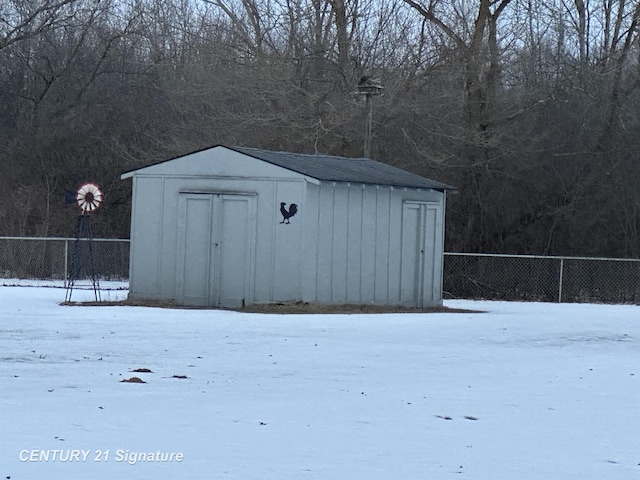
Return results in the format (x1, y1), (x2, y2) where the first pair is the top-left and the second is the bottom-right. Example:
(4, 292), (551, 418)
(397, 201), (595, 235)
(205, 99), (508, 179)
(400, 201), (444, 308)
(176, 193), (255, 307)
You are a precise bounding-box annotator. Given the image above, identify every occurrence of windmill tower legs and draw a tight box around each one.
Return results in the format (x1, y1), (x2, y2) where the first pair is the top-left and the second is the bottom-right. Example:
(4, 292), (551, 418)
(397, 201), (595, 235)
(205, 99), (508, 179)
(64, 214), (101, 303)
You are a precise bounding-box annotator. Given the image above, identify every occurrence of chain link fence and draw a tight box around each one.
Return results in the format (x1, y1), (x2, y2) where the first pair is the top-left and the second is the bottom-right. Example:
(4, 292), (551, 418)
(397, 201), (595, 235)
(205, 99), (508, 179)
(0, 237), (129, 288)
(444, 253), (640, 304)
(2, 238), (640, 303)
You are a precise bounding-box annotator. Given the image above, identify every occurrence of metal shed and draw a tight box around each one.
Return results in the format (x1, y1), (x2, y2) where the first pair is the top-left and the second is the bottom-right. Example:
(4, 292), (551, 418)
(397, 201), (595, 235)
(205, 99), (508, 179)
(121, 145), (452, 308)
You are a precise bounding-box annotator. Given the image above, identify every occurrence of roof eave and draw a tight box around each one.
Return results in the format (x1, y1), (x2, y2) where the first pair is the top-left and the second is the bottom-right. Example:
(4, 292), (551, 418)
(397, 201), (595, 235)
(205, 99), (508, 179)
(315, 179), (454, 191)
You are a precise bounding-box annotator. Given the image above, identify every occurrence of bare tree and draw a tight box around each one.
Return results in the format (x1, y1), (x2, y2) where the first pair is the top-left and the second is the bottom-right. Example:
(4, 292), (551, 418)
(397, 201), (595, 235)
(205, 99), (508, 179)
(0, 0), (83, 50)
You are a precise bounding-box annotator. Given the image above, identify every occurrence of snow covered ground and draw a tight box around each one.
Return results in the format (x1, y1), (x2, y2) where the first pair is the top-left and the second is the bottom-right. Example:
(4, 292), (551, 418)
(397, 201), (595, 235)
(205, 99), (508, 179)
(1, 286), (638, 479)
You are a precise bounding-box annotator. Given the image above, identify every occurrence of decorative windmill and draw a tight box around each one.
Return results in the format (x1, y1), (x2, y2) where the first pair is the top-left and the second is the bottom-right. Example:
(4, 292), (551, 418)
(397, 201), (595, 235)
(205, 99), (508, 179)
(64, 182), (104, 303)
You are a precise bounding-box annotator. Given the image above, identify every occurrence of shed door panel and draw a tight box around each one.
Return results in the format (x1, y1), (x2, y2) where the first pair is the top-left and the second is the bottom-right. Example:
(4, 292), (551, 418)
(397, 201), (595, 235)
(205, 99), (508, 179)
(400, 203), (422, 306)
(216, 196), (252, 308)
(177, 195), (213, 306)
(422, 204), (442, 304)
(400, 202), (443, 308)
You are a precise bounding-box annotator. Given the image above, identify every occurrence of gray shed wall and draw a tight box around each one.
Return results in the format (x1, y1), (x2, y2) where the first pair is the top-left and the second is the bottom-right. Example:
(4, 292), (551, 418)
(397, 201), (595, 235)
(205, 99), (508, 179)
(300, 182), (444, 306)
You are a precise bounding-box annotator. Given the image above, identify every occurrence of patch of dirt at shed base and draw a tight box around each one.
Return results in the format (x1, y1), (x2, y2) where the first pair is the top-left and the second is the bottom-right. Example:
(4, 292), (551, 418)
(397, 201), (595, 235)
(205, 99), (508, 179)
(63, 298), (483, 314)
(237, 301), (482, 314)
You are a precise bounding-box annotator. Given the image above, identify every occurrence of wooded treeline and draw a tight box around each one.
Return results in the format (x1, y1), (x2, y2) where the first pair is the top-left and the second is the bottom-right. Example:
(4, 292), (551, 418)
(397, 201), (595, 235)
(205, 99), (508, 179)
(1, 0), (640, 256)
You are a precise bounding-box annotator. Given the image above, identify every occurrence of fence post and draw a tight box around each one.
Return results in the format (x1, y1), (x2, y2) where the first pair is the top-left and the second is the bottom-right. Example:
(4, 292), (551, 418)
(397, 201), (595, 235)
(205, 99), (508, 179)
(64, 239), (69, 288)
(558, 258), (564, 303)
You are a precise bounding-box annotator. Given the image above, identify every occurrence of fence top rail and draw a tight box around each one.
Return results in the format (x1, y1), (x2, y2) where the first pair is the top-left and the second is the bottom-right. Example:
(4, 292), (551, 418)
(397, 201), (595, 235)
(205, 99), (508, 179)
(0, 236), (130, 242)
(444, 252), (640, 263)
(0, 238), (637, 262)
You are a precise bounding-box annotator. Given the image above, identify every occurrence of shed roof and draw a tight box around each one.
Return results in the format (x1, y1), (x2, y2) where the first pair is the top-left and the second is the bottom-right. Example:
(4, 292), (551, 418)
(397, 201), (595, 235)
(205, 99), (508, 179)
(231, 146), (453, 190)
(122, 145), (453, 190)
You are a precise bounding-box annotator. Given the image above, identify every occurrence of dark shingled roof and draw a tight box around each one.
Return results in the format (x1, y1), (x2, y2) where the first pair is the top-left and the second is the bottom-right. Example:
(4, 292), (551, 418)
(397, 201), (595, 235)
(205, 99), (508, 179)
(231, 146), (453, 191)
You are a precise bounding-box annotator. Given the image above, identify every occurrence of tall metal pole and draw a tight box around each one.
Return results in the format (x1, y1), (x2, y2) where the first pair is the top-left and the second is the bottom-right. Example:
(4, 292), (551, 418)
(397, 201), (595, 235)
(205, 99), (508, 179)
(364, 93), (373, 158)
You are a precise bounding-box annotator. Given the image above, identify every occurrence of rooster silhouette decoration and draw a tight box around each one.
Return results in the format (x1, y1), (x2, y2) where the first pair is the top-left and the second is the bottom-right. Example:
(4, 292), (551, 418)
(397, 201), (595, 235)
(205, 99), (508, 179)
(279, 202), (298, 224)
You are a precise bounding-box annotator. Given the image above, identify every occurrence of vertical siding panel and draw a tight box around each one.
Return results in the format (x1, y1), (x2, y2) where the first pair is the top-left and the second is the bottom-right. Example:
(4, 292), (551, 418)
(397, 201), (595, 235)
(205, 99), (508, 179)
(127, 177), (140, 293)
(159, 177), (175, 296)
(269, 180), (278, 301)
(249, 180), (275, 303)
(331, 184), (349, 303)
(157, 177), (165, 293)
(301, 182), (320, 302)
(374, 186), (390, 302)
(346, 184), (363, 302)
(316, 184), (334, 303)
(387, 188), (403, 304)
(360, 185), (377, 303)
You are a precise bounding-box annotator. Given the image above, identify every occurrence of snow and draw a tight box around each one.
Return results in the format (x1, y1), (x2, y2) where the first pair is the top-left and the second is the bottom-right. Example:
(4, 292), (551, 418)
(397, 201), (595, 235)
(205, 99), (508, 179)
(1, 286), (638, 479)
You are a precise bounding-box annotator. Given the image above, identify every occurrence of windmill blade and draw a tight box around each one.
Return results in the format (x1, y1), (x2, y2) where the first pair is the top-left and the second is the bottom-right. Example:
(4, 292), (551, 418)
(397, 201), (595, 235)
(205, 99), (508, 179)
(76, 182), (104, 213)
